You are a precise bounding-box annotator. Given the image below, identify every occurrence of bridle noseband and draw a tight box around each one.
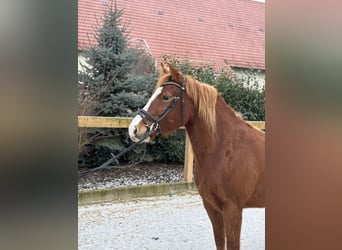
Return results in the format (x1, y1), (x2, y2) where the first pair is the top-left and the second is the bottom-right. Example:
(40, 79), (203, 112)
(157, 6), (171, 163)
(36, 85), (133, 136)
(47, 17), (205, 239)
(138, 76), (187, 136)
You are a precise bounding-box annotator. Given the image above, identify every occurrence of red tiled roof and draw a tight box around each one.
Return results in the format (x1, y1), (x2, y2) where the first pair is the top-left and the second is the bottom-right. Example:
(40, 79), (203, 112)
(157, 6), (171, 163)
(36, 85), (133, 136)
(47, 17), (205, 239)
(78, 0), (265, 70)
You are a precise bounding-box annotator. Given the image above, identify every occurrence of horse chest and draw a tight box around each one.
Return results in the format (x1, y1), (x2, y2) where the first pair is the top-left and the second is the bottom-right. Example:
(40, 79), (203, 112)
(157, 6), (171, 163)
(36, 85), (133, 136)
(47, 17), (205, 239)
(194, 168), (229, 208)
(194, 159), (254, 209)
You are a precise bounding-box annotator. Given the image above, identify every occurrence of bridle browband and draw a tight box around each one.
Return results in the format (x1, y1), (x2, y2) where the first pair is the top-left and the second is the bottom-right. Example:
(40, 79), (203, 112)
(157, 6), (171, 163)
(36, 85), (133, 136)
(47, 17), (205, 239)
(138, 75), (187, 136)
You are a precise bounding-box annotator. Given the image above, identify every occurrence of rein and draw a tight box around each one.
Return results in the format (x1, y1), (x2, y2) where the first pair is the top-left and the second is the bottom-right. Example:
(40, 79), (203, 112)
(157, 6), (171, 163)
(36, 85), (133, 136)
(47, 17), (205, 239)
(78, 130), (150, 178)
(78, 76), (187, 178)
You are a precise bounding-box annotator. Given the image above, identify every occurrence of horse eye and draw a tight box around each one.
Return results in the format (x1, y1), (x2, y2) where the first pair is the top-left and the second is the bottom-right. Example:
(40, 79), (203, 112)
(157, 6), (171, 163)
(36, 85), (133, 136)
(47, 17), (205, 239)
(162, 95), (170, 101)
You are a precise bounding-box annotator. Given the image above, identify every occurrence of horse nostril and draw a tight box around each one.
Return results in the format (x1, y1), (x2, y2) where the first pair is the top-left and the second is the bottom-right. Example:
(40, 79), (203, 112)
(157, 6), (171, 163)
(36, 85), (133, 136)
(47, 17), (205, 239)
(134, 127), (137, 135)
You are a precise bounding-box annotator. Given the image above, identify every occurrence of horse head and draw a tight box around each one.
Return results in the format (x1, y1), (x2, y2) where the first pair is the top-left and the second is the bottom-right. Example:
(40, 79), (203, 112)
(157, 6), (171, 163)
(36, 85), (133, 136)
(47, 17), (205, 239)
(128, 63), (191, 142)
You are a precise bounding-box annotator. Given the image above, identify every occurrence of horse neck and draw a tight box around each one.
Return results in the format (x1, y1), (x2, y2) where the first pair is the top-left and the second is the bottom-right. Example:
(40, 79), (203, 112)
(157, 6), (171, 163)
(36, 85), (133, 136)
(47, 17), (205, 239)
(185, 96), (241, 162)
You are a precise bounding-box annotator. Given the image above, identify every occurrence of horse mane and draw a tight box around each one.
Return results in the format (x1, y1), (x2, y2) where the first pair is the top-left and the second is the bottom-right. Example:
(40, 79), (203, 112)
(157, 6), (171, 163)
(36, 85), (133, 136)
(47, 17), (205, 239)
(186, 76), (218, 134)
(157, 74), (218, 134)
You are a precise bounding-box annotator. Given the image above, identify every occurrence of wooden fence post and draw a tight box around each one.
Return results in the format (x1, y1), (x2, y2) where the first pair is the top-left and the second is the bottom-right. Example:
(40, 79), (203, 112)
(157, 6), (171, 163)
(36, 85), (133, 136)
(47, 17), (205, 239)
(183, 132), (194, 182)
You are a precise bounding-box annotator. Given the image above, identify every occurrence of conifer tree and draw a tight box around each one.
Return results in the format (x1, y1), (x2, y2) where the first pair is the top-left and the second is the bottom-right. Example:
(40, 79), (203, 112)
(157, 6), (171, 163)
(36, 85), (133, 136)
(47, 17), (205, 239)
(78, 0), (156, 167)
(79, 1), (154, 117)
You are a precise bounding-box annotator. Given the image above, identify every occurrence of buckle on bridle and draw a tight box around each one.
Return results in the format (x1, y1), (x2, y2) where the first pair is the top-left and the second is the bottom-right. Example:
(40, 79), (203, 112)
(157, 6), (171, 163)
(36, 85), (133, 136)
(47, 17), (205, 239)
(149, 122), (160, 133)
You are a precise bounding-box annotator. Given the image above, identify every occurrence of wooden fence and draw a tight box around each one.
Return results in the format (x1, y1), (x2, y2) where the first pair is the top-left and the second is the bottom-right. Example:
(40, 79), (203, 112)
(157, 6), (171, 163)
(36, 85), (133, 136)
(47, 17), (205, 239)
(78, 116), (265, 182)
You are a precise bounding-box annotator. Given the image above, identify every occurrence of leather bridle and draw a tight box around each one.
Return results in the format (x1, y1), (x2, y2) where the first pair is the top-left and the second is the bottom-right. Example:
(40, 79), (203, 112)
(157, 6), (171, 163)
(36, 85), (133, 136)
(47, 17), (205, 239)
(138, 76), (187, 136)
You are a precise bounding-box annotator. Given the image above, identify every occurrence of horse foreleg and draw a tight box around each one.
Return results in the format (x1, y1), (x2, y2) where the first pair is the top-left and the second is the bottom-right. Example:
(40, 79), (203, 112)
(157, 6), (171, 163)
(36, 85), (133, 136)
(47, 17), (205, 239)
(222, 201), (242, 250)
(203, 200), (226, 250)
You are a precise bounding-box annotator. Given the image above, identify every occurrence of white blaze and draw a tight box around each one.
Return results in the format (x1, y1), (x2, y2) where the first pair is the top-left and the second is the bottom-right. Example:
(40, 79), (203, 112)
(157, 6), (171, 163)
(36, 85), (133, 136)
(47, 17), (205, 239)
(128, 87), (163, 141)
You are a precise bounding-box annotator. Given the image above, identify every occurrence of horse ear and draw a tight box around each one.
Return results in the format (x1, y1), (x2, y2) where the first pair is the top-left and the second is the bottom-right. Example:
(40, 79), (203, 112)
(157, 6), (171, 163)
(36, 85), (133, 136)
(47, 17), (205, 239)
(167, 63), (184, 83)
(159, 62), (170, 76)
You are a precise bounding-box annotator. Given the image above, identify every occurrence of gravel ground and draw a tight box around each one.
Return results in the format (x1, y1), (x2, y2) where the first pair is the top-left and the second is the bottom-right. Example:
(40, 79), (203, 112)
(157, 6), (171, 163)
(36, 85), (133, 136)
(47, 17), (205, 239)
(78, 193), (265, 250)
(78, 163), (184, 191)
(78, 164), (265, 249)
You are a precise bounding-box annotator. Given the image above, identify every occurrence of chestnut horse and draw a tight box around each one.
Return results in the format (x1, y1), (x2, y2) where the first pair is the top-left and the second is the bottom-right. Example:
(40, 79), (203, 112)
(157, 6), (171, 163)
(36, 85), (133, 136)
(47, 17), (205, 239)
(128, 63), (265, 250)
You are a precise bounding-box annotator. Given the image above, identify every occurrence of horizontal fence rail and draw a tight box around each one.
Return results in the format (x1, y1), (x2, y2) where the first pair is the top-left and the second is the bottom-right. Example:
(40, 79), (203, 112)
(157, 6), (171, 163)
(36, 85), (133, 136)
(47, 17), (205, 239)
(78, 116), (265, 182)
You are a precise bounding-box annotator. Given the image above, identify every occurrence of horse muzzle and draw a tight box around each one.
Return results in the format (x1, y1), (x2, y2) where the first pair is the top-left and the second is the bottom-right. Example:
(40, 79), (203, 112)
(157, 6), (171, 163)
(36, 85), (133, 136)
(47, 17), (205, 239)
(128, 115), (152, 143)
